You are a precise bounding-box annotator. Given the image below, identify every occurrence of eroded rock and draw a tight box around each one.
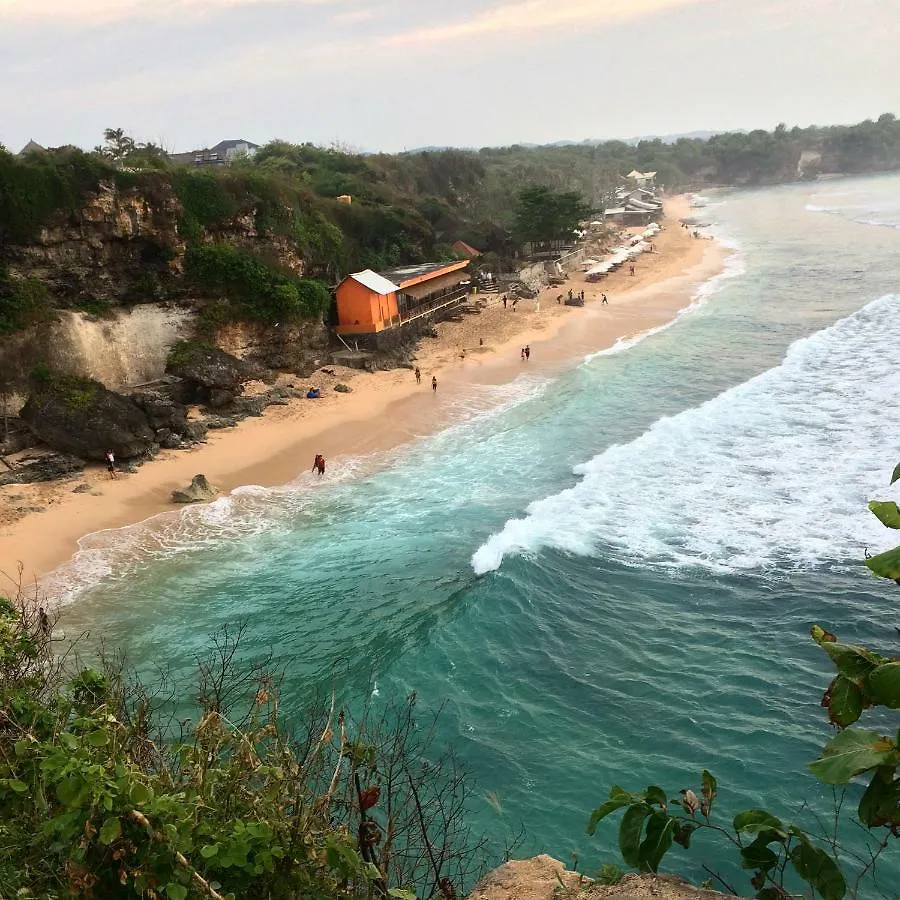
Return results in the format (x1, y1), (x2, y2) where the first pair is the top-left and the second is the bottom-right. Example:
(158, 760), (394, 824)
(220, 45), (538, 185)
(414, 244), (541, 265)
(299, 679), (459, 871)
(171, 473), (218, 504)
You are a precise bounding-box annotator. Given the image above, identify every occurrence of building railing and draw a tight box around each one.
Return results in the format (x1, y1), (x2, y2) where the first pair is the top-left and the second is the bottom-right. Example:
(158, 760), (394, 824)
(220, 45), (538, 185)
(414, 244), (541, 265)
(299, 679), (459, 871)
(399, 287), (469, 325)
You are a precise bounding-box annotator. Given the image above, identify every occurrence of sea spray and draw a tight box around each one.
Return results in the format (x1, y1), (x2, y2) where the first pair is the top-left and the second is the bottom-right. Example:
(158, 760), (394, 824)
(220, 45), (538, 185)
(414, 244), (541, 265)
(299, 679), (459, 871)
(473, 293), (900, 575)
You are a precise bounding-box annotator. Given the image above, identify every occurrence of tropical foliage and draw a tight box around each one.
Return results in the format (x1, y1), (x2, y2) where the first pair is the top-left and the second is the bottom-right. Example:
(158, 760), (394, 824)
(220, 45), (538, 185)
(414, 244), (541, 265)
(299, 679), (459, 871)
(0, 595), (494, 899)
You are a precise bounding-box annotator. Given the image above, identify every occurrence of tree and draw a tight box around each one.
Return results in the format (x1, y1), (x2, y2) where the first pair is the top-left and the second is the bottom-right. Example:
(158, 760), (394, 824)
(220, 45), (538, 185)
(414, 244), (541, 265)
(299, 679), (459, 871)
(511, 186), (590, 246)
(587, 463), (900, 899)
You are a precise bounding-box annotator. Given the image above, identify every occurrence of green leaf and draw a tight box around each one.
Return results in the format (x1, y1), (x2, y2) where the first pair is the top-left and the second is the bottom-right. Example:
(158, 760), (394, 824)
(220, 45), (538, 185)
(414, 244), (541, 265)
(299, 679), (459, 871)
(866, 546), (900, 581)
(618, 804), (651, 868)
(638, 812), (675, 872)
(56, 776), (85, 807)
(201, 843), (220, 859)
(99, 817), (121, 845)
(587, 787), (633, 835)
(890, 462), (900, 485)
(129, 782), (152, 805)
(808, 729), (897, 784)
(7, 779), (28, 794)
(701, 770), (717, 806)
(388, 890), (418, 900)
(869, 500), (900, 529)
(857, 767), (900, 827)
(789, 842), (846, 900)
(741, 835), (779, 871)
(823, 676), (863, 727)
(642, 785), (667, 809)
(821, 643), (879, 681)
(165, 884), (188, 900)
(87, 730), (109, 747)
(867, 663), (900, 708)
(733, 809), (784, 834)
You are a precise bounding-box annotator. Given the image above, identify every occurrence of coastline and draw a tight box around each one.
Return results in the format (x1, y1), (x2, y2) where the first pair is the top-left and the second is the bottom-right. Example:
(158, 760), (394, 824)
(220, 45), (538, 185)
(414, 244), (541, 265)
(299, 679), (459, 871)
(0, 196), (728, 594)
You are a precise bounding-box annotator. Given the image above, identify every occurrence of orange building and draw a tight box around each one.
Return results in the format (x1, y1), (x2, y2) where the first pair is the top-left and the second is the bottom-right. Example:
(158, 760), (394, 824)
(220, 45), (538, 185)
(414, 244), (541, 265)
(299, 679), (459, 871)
(335, 261), (470, 335)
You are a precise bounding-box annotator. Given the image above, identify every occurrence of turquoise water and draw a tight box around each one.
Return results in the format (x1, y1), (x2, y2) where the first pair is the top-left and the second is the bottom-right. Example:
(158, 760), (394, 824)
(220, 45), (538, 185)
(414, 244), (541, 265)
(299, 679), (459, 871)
(60, 174), (900, 892)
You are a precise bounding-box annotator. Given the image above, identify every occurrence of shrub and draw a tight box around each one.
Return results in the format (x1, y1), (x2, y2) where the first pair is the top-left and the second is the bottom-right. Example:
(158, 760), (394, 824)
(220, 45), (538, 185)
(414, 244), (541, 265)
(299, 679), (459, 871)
(0, 582), (497, 900)
(185, 243), (331, 324)
(0, 268), (54, 334)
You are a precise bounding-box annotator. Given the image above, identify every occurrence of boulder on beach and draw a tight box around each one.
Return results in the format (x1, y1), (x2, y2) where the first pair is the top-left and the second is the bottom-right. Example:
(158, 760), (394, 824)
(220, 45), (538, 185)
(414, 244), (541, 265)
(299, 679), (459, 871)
(166, 341), (259, 405)
(171, 473), (218, 504)
(20, 373), (155, 461)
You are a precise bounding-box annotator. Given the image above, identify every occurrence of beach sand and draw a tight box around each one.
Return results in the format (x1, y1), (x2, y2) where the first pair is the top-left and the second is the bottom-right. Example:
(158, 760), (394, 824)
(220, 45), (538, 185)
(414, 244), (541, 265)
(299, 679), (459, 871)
(0, 196), (725, 592)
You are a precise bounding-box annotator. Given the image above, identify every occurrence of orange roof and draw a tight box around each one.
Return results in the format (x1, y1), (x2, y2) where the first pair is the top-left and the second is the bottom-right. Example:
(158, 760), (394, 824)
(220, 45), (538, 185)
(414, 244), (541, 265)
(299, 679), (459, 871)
(452, 240), (481, 258)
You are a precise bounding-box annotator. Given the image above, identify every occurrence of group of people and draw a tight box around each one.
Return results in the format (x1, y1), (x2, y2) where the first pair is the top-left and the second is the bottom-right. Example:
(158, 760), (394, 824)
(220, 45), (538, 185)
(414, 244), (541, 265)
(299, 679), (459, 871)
(520, 345), (531, 361)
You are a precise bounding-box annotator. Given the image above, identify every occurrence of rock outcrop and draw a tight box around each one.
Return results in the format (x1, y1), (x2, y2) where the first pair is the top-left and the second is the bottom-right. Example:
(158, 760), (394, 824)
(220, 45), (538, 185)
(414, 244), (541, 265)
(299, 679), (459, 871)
(467, 857), (738, 900)
(0, 453), (85, 487)
(166, 342), (260, 408)
(171, 474), (218, 504)
(20, 375), (155, 460)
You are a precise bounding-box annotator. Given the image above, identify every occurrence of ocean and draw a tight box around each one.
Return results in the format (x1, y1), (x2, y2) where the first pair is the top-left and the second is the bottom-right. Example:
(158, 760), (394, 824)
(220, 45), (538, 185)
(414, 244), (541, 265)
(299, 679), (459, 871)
(58, 173), (900, 893)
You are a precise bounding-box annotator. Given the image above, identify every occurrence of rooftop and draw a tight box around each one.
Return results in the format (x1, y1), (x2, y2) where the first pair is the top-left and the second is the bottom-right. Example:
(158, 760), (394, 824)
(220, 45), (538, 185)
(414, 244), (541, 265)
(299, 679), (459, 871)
(379, 259), (469, 288)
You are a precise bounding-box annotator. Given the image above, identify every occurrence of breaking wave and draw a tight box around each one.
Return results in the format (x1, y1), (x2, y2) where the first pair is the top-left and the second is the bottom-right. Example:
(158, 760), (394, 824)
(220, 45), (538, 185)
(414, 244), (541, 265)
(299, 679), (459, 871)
(473, 293), (900, 576)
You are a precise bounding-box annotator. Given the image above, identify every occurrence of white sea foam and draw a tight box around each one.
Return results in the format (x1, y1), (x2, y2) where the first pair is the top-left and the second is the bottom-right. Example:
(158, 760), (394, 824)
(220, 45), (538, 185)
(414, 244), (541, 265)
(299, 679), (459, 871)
(45, 375), (551, 605)
(584, 239), (746, 363)
(473, 293), (900, 576)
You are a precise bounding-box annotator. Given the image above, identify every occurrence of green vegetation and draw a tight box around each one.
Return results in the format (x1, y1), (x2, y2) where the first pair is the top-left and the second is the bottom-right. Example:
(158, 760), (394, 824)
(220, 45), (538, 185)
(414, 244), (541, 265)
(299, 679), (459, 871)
(511, 186), (591, 245)
(588, 466), (900, 898)
(27, 367), (99, 410)
(0, 267), (54, 334)
(0, 595), (493, 899)
(2, 114), (899, 336)
(184, 244), (330, 324)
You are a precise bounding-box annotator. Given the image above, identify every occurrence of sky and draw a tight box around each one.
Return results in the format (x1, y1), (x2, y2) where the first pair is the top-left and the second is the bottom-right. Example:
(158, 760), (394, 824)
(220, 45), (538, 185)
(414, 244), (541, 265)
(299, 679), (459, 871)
(1, 0), (898, 154)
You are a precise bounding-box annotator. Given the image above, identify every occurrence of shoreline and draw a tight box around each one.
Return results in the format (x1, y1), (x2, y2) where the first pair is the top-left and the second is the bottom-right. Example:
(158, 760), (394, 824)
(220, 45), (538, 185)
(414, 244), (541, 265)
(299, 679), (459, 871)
(0, 196), (728, 596)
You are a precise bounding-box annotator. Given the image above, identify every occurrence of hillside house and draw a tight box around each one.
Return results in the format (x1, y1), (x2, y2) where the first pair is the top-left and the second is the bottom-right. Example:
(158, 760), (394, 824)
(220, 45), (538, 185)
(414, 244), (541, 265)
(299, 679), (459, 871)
(170, 139), (260, 167)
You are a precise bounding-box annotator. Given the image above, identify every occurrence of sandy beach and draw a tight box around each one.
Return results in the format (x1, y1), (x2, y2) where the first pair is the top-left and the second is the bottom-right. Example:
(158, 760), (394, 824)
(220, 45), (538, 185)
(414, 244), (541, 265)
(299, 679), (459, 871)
(0, 196), (726, 593)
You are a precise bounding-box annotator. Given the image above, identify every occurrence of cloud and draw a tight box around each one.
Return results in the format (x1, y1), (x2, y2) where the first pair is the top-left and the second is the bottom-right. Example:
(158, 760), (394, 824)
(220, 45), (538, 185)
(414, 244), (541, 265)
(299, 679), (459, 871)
(0, 0), (343, 25)
(386, 0), (704, 47)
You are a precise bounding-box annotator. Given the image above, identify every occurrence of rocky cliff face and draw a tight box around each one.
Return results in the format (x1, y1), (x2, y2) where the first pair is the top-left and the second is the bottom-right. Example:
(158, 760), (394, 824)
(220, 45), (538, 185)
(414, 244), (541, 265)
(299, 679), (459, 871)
(0, 179), (329, 401)
(468, 856), (740, 900)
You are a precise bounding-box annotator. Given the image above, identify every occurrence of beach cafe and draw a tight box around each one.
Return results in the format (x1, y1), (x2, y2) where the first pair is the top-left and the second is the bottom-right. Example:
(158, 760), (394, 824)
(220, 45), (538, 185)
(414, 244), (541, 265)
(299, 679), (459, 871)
(335, 260), (471, 337)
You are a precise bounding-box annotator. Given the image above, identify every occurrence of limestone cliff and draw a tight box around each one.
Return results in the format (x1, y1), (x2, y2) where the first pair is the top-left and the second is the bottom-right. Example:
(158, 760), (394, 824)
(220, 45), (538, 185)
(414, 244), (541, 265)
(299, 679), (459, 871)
(0, 177), (328, 403)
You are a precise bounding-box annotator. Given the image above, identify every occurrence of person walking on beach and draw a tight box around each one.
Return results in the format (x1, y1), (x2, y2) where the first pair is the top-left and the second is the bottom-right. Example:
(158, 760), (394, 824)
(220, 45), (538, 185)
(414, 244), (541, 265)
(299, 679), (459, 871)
(557, 294), (563, 304)
(105, 449), (118, 479)
(629, 265), (635, 276)
(312, 454), (326, 476)
(601, 293), (608, 305)
(431, 376), (438, 392)
(580, 290), (585, 301)
(524, 345), (531, 361)
(568, 289), (573, 301)
(415, 367), (421, 384)
(502, 296), (508, 309)
(520, 347), (525, 362)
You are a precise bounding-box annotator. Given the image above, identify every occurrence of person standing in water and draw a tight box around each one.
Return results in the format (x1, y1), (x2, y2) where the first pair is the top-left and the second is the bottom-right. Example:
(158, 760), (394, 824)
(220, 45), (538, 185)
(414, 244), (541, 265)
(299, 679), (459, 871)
(414, 367), (421, 384)
(312, 454), (326, 476)
(431, 376), (438, 392)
